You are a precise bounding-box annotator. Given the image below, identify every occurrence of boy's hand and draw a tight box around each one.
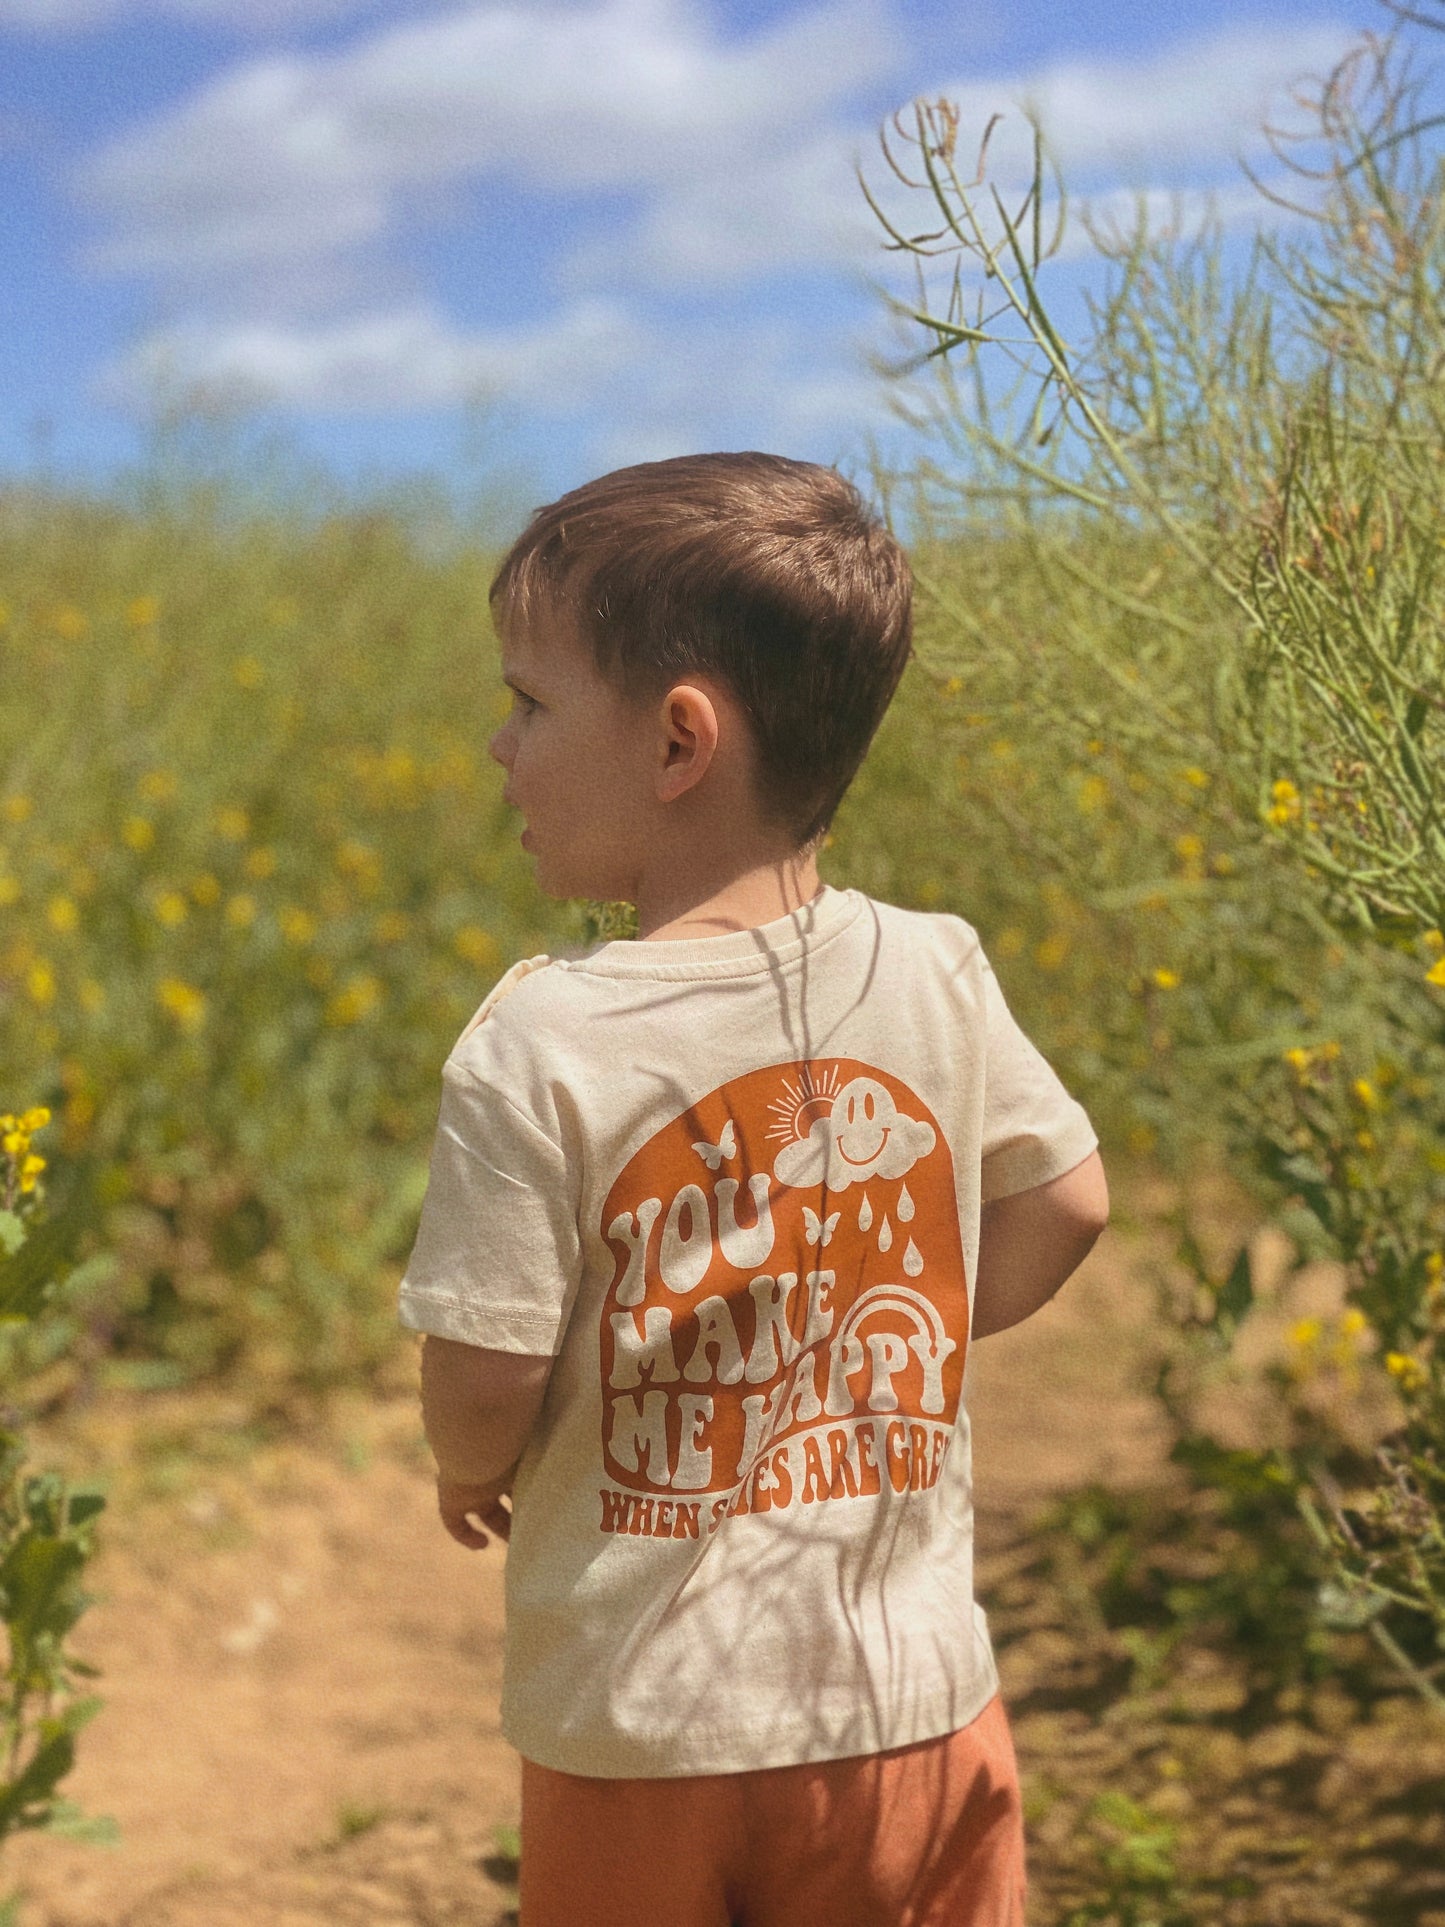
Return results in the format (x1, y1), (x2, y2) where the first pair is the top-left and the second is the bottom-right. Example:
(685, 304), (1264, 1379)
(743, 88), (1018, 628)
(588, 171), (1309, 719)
(437, 1472), (515, 1550)
(419, 1337), (553, 1547)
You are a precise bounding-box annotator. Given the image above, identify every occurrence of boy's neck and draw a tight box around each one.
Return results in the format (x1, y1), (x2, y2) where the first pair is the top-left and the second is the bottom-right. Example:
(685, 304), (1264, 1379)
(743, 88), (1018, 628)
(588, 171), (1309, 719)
(634, 847), (823, 943)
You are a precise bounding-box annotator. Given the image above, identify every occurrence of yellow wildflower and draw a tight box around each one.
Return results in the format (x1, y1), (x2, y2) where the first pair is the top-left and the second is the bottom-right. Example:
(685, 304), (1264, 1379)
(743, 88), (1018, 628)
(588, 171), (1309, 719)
(1173, 833), (1205, 863)
(324, 974), (383, 1026)
(1385, 1352), (1427, 1394)
(46, 894), (78, 934)
(942, 675), (963, 698)
(453, 924), (500, 967)
(1182, 766), (1210, 788)
(122, 815), (156, 852)
(1035, 934), (1069, 972)
(1352, 1078), (1380, 1110)
(280, 906), (317, 945)
(1077, 774), (1110, 813)
(1290, 1317), (1322, 1348)
(157, 977), (206, 1033)
(47, 604), (88, 641)
(190, 873), (222, 907)
(154, 891), (188, 927)
(0, 876), (18, 907)
(138, 768), (178, 804)
(1284, 1047), (1312, 1075)
(224, 894), (257, 930)
(26, 960), (56, 1006)
(373, 910), (410, 944)
(335, 839), (379, 877)
(1427, 956), (1445, 988)
(1151, 967), (1181, 990)
(1266, 778), (1301, 827)
(126, 595), (160, 627)
(1424, 929), (1444, 956)
(2, 795), (32, 824)
(243, 846), (277, 880)
(1339, 1307), (1368, 1339)
(214, 805), (250, 841)
(20, 1107), (50, 1131)
(233, 655), (264, 690)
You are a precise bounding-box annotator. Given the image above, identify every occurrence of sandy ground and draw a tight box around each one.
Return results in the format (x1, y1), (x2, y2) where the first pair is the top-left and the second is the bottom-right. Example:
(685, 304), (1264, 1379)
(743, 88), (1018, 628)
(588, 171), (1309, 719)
(0, 1191), (1265, 1925)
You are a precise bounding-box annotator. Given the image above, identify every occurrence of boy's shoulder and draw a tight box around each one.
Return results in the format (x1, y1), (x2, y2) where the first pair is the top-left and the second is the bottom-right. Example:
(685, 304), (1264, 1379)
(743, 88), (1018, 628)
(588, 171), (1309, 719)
(442, 897), (990, 1079)
(444, 951), (569, 1075)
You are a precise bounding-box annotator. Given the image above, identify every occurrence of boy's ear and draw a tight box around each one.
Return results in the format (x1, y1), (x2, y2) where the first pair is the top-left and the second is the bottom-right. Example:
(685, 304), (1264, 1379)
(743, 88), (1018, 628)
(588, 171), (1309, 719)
(655, 683), (720, 802)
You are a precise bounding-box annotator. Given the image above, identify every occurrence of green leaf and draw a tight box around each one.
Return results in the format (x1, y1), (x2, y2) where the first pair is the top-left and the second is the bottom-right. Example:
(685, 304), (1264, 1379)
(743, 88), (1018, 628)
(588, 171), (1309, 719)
(0, 1212), (24, 1259)
(0, 1727), (78, 1834)
(0, 1216), (68, 1324)
(42, 1798), (120, 1845)
(1217, 1244), (1254, 1327)
(0, 1533), (88, 1655)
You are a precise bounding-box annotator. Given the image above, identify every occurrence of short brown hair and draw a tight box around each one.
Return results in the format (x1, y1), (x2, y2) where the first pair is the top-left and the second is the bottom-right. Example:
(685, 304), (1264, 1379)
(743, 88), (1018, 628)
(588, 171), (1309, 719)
(490, 452), (913, 846)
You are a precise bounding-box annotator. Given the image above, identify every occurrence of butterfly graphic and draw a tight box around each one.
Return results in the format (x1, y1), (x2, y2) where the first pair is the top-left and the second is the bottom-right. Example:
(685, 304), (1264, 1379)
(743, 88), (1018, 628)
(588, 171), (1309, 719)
(803, 1206), (840, 1247)
(692, 1118), (737, 1170)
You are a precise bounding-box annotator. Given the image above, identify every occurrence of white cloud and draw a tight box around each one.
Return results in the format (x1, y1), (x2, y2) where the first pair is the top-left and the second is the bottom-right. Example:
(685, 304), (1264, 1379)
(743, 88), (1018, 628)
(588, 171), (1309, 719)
(102, 297), (640, 413)
(75, 4), (1355, 451)
(81, 0), (897, 279)
(934, 22), (1354, 183)
(0, 0), (380, 29)
(578, 20), (1352, 294)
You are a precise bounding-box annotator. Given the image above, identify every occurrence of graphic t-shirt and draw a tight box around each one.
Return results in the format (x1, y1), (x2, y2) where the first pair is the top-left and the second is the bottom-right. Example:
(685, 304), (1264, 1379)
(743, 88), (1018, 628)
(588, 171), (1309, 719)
(398, 885), (1098, 1778)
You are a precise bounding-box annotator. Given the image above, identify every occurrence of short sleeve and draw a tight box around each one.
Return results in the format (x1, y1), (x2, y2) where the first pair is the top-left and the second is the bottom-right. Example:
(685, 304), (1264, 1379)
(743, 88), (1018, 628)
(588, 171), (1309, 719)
(398, 1061), (581, 1355)
(979, 951), (1098, 1204)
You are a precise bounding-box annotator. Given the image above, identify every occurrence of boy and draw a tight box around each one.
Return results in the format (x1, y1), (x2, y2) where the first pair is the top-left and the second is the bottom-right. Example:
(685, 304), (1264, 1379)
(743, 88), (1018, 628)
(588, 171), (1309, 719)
(399, 452), (1108, 1926)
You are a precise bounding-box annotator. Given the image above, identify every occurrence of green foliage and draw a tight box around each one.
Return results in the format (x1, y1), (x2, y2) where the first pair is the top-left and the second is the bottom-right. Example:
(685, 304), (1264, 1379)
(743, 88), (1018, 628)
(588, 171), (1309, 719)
(0, 1113), (114, 1910)
(1062, 1792), (1187, 1927)
(0, 494), (585, 1398)
(855, 17), (1445, 1700)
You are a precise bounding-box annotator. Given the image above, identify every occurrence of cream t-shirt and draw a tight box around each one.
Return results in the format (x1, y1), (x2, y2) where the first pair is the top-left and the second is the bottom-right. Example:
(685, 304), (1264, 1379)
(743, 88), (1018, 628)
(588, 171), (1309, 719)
(398, 884), (1097, 1778)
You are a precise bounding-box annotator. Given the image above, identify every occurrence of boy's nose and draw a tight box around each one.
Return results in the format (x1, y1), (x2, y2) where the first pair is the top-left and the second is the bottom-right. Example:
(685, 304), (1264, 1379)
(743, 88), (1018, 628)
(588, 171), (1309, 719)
(488, 725), (512, 770)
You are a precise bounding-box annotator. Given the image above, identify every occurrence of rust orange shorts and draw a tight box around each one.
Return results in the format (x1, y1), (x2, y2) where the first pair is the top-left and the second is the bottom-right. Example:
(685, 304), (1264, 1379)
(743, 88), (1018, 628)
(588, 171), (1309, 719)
(518, 1693), (1026, 1927)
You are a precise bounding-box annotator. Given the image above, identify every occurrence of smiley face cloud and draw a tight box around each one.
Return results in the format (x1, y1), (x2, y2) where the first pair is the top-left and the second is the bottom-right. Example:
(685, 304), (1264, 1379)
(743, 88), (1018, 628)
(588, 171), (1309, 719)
(773, 1076), (936, 1190)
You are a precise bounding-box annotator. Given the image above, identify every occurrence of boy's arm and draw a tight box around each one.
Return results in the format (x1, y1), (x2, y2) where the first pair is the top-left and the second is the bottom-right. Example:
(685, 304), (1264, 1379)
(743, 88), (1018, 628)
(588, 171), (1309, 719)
(971, 1149), (1109, 1339)
(420, 1336), (553, 1549)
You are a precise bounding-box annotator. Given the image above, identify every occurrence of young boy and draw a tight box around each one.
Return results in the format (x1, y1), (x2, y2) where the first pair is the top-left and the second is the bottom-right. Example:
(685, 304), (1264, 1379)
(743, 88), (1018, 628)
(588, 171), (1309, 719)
(398, 451), (1108, 1927)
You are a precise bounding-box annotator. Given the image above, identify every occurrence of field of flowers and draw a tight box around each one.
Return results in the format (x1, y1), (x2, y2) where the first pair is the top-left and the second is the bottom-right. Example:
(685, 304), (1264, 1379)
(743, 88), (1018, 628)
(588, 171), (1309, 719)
(2, 28), (1444, 1913)
(2, 478), (1442, 1923)
(0, 493), (590, 1402)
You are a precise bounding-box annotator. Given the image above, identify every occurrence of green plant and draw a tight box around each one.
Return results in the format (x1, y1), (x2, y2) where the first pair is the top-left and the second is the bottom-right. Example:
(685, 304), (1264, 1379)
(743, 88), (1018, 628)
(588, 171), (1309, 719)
(859, 11), (1445, 1701)
(0, 1109), (114, 1912)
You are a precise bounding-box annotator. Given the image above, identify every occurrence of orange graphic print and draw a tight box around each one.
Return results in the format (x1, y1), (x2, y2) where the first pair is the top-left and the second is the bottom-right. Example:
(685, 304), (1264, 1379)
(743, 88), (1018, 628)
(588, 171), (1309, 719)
(596, 1059), (969, 1537)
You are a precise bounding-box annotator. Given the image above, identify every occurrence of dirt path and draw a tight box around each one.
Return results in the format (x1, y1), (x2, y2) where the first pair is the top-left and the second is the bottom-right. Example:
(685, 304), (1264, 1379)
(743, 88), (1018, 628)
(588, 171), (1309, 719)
(11, 1189), (1439, 1926)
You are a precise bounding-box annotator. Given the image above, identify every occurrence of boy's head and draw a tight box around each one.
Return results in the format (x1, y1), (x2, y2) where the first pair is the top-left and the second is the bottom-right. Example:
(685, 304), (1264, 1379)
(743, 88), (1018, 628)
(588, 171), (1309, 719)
(488, 451), (912, 901)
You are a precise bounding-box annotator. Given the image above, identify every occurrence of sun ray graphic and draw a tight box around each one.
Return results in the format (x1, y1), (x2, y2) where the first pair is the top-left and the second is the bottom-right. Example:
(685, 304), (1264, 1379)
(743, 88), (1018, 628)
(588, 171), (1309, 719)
(764, 1061), (840, 1143)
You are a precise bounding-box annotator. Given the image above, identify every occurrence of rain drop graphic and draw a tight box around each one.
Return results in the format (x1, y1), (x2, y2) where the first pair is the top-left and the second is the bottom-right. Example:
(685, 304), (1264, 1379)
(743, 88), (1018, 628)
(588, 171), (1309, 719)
(903, 1238), (924, 1277)
(858, 1192), (874, 1232)
(878, 1214), (893, 1253)
(897, 1184), (915, 1223)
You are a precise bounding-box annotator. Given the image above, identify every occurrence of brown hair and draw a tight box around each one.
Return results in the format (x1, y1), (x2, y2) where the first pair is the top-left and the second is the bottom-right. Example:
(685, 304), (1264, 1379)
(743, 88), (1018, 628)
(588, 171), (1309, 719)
(490, 452), (913, 846)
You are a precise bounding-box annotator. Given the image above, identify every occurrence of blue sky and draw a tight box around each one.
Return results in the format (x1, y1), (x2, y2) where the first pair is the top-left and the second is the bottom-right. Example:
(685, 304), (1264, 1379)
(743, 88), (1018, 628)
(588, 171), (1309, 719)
(0, 0), (1378, 500)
